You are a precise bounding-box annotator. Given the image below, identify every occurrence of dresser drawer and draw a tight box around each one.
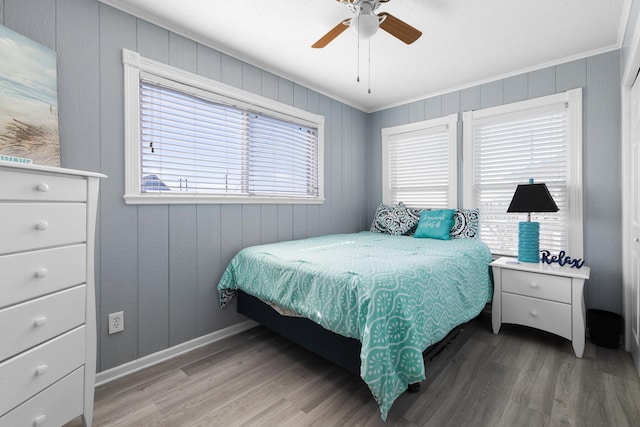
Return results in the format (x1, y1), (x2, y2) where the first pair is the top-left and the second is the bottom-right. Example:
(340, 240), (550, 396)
(0, 203), (86, 255)
(0, 367), (84, 427)
(0, 244), (86, 309)
(0, 286), (86, 362)
(0, 326), (85, 417)
(502, 293), (572, 340)
(502, 269), (571, 303)
(0, 169), (87, 202)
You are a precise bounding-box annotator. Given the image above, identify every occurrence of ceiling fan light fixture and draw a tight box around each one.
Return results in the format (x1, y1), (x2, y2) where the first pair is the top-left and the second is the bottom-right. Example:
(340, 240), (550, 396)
(350, 4), (379, 40)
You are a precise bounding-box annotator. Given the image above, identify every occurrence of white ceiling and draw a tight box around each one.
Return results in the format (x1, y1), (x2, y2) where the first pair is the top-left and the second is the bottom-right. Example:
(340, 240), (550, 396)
(102, 0), (629, 112)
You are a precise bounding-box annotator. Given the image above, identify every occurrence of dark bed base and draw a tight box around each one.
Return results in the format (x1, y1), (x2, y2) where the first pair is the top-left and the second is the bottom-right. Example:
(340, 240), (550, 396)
(237, 291), (471, 391)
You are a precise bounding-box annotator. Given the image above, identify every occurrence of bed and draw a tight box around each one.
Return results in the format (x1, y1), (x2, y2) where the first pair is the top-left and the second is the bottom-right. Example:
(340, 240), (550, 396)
(218, 207), (492, 420)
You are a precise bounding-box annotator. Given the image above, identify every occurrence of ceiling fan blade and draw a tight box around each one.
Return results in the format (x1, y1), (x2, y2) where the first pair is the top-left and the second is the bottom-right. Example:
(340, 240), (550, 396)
(378, 12), (422, 44)
(312, 19), (351, 48)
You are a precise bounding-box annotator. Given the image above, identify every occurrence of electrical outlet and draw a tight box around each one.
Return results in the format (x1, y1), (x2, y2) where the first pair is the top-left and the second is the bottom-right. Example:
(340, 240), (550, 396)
(108, 311), (124, 334)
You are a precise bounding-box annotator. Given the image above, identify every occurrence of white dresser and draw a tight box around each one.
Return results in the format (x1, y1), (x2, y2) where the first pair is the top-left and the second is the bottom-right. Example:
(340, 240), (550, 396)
(0, 163), (104, 427)
(490, 256), (591, 358)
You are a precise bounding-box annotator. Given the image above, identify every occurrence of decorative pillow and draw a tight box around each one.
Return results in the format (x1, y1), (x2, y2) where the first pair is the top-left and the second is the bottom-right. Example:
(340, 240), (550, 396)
(450, 208), (479, 239)
(404, 207), (428, 235)
(370, 202), (419, 235)
(414, 209), (455, 240)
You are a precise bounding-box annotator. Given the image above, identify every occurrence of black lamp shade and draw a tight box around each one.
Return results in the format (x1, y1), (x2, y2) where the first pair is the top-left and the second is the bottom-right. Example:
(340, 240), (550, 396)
(507, 183), (559, 213)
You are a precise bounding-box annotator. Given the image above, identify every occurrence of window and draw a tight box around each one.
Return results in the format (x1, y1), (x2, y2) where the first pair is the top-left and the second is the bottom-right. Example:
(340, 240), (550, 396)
(463, 89), (583, 257)
(123, 49), (324, 204)
(381, 114), (458, 208)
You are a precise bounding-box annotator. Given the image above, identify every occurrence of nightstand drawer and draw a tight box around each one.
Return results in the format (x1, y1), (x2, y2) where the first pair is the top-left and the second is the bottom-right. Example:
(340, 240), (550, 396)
(0, 367), (84, 427)
(0, 169), (87, 202)
(0, 244), (87, 309)
(502, 269), (571, 303)
(502, 293), (572, 340)
(0, 203), (86, 255)
(0, 326), (85, 417)
(0, 286), (86, 362)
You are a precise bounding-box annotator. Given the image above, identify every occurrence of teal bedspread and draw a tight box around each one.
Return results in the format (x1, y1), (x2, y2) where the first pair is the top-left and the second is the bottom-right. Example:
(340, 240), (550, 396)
(217, 231), (492, 420)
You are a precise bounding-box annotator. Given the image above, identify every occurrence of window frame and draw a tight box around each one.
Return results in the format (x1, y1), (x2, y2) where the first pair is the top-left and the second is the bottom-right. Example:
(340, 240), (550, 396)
(122, 48), (325, 205)
(381, 113), (458, 208)
(462, 88), (583, 257)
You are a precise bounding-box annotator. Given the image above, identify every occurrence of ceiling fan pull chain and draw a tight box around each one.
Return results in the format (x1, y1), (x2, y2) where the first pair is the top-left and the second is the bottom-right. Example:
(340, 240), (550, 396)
(368, 38), (372, 94)
(356, 14), (361, 83)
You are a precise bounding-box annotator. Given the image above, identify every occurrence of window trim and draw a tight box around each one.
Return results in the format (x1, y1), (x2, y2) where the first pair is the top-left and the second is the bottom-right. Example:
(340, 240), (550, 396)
(462, 88), (583, 257)
(381, 113), (458, 208)
(122, 48), (325, 205)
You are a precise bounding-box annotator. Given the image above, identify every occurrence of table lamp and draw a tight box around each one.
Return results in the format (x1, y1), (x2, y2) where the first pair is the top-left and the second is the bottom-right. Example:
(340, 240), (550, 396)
(507, 179), (559, 263)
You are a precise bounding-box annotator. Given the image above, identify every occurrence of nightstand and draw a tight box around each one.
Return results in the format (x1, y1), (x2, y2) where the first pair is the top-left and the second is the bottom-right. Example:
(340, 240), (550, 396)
(490, 256), (590, 358)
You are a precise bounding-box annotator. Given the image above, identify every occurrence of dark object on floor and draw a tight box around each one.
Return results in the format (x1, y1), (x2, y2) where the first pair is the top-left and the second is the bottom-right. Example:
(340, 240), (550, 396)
(588, 308), (622, 348)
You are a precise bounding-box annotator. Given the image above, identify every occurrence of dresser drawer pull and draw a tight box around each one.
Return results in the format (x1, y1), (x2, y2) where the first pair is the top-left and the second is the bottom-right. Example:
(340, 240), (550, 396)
(35, 221), (49, 231)
(35, 365), (48, 376)
(529, 310), (539, 318)
(529, 282), (539, 289)
(34, 414), (47, 426)
(35, 267), (48, 278)
(37, 183), (50, 193)
(34, 316), (48, 327)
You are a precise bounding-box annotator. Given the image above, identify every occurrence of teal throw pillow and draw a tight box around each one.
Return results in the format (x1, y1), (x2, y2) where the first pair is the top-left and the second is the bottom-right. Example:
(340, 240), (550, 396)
(414, 209), (455, 240)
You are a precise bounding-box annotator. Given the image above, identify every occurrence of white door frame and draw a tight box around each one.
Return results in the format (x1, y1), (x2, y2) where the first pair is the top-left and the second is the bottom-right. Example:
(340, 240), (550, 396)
(622, 12), (640, 373)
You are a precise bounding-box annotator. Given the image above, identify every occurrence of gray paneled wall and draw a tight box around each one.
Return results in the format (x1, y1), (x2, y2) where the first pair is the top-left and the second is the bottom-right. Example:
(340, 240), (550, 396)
(1, 0), (369, 371)
(0, 0), (624, 372)
(368, 52), (623, 315)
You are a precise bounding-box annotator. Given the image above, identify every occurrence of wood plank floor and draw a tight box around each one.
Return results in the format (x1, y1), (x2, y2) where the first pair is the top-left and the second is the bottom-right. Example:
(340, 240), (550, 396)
(67, 314), (640, 426)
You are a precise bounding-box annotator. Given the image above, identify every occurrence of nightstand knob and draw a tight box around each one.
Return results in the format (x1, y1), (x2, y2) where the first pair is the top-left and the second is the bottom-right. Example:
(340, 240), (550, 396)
(35, 221), (49, 231)
(35, 365), (48, 376)
(529, 282), (539, 289)
(34, 415), (47, 426)
(530, 310), (539, 318)
(34, 316), (48, 327)
(37, 183), (49, 192)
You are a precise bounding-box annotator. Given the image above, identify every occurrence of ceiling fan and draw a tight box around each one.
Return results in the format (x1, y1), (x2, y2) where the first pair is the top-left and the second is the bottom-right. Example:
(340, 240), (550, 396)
(312, 0), (422, 48)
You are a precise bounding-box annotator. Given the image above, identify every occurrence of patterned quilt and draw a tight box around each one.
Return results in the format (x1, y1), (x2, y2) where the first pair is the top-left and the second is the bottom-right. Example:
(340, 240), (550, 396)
(217, 231), (492, 420)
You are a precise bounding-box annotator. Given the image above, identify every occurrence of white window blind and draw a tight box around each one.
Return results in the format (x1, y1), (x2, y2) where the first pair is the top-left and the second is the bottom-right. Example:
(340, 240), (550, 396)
(382, 114), (458, 208)
(140, 80), (318, 197)
(463, 89), (583, 257)
(123, 48), (324, 205)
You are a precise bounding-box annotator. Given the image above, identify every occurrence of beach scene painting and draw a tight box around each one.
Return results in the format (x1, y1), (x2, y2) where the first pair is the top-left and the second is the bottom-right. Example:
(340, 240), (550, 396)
(0, 24), (59, 166)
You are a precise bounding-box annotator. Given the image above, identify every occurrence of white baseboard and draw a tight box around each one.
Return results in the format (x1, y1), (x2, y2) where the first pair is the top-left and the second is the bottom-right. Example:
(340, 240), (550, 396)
(95, 320), (259, 387)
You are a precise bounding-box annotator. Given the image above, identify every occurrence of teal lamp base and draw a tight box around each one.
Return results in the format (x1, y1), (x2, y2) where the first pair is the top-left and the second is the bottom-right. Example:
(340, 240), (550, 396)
(518, 221), (540, 263)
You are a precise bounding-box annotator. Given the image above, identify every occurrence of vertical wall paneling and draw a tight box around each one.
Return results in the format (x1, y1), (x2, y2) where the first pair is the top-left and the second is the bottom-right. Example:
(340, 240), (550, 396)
(196, 43), (221, 81)
(528, 67), (556, 98)
(220, 53), (242, 88)
(0, 0), (4, 24)
(442, 91), (461, 116)
(98, 4), (139, 370)
(319, 95), (333, 235)
(584, 51), (623, 313)
(135, 15), (171, 361)
(480, 80), (503, 109)
(556, 59), (587, 92)
(461, 86), (481, 112)
(168, 206), (199, 346)
(4, 0), (54, 49)
(393, 104), (410, 125)
(242, 62), (262, 95)
(56, 0), (100, 171)
(502, 74), (528, 104)
(426, 96), (443, 120)
(260, 205), (279, 244)
(137, 206), (170, 356)
(196, 205), (225, 334)
(408, 99), (426, 123)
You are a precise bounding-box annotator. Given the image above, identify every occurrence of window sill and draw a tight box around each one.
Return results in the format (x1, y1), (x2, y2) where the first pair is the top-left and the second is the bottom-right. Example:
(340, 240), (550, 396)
(123, 194), (325, 205)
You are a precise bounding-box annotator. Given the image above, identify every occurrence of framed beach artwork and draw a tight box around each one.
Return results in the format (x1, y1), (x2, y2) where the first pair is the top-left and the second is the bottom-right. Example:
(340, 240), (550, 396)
(0, 24), (60, 167)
